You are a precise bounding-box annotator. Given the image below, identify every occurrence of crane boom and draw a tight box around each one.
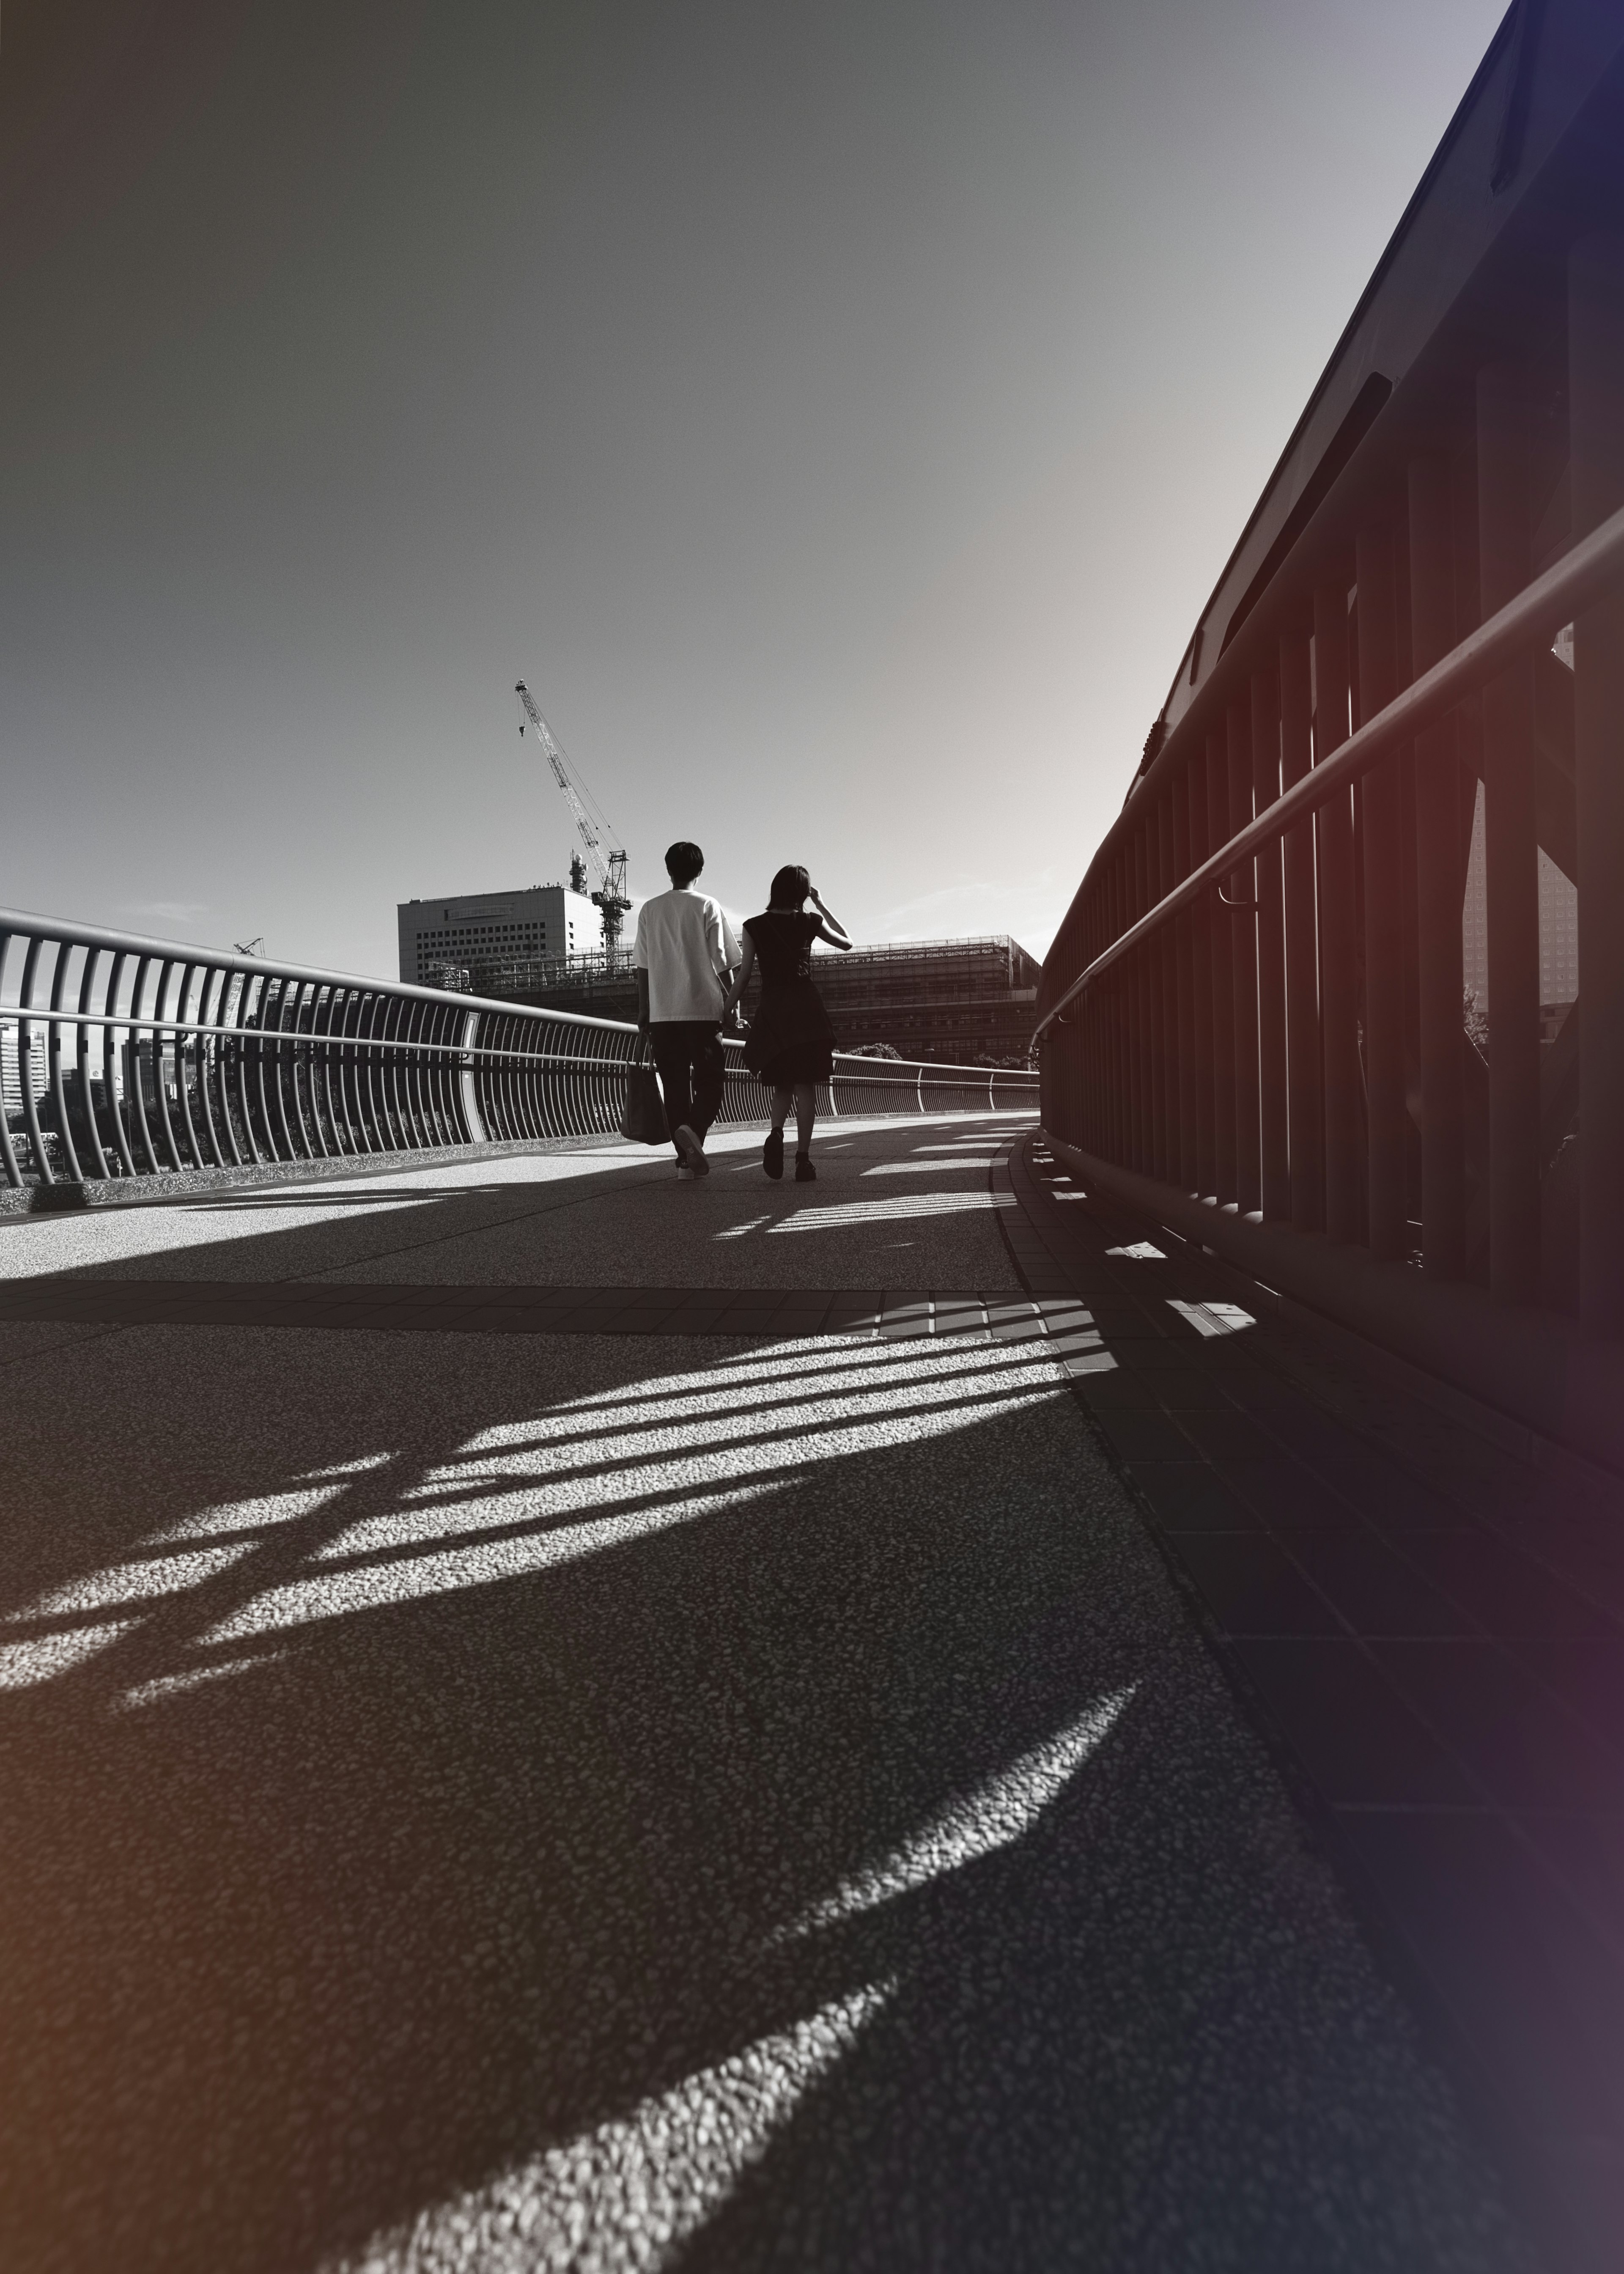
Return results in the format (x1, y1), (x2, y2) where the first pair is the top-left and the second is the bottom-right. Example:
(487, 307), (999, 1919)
(514, 681), (632, 962)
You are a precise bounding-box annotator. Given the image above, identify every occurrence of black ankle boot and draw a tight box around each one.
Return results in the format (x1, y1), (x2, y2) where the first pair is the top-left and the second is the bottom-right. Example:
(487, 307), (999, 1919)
(795, 1153), (815, 1182)
(763, 1128), (784, 1178)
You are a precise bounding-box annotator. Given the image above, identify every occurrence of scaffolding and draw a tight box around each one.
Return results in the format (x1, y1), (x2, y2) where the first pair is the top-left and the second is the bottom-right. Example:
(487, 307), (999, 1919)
(463, 934), (1041, 1066)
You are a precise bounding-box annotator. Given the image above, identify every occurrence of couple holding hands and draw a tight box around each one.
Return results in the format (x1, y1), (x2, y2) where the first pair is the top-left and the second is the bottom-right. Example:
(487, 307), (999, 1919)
(632, 841), (852, 1182)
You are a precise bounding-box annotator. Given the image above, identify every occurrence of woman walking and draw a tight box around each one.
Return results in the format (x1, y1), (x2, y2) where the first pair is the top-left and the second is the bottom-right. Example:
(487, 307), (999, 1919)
(727, 866), (852, 1180)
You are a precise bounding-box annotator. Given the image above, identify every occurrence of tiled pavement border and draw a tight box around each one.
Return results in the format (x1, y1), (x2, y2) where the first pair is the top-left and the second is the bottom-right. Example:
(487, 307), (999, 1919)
(997, 1127), (1624, 2274)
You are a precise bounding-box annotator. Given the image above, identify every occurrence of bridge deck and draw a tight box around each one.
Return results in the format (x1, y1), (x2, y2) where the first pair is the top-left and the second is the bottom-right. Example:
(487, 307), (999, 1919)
(0, 1114), (1579, 2271)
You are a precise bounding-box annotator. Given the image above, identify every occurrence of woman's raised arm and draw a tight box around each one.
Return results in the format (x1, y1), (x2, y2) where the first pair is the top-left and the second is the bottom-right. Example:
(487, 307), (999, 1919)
(808, 887), (852, 951)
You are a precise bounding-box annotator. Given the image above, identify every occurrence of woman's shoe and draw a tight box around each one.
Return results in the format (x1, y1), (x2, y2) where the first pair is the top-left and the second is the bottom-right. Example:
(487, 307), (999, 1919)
(763, 1129), (784, 1179)
(795, 1153), (816, 1182)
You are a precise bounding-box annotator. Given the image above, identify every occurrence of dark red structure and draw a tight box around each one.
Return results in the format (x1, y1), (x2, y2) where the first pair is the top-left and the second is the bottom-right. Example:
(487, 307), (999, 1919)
(1037, 0), (1624, 1473)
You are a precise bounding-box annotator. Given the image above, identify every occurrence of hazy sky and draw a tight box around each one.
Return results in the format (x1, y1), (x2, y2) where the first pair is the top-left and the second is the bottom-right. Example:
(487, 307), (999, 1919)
(2, 0), (1508, 978)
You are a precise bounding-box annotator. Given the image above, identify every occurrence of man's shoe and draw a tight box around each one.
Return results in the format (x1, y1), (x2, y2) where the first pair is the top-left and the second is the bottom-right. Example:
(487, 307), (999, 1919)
(795, 1153), (816, 1182)
(763, 1128), (784, 1179)
(674, 1125), (710, 1177)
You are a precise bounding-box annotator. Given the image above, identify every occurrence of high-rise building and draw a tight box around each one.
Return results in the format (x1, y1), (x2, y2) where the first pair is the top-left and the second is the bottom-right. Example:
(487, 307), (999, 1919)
(398, 886), (603, 988)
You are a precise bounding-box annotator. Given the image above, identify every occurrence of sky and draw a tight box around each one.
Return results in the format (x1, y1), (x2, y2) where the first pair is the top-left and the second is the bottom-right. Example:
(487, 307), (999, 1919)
(0, 0), (1510, 980)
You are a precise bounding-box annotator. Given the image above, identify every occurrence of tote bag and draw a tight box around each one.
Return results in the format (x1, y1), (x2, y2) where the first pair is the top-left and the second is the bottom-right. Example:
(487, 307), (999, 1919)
(620, 1046), (670, 1145)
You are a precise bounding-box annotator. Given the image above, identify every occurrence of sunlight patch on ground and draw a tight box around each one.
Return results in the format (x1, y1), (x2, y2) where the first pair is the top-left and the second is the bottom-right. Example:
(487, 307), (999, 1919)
(11, 1542), (257, 1621)
(861, 1159), (998, 1176)
(787, 1691), (1134, 1935)
(203, 1343), (1063, 1644)
(767, 1191), (1015, 1230)
(118, 1652), (285, 1710)
(0, 1619), (137, 1690)
(148, 1461), (392, 1542)
(1106, 1242), (1165, 1261)
(325, 1980), (893, 2274)
(1168, 1299), (1255, 1338)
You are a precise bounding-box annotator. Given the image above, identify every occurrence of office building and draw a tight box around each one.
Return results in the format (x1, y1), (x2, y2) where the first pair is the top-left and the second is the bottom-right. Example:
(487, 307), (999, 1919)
(398, 886), (602, 989)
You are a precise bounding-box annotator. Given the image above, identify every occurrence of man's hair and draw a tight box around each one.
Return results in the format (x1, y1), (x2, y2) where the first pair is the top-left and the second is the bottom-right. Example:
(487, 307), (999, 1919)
(665, 841), (704, 886)
(768, 864), (810, 909)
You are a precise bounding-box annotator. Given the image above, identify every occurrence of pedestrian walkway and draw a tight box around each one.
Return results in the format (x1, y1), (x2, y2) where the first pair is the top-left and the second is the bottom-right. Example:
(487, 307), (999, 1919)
(0, 1115), (1542, 2272)
(1012, 1136), (1624, 2273)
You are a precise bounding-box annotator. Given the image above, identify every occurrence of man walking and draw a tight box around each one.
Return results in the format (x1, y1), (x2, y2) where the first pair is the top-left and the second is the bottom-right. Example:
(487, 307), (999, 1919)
(634, 841), (741, 1178)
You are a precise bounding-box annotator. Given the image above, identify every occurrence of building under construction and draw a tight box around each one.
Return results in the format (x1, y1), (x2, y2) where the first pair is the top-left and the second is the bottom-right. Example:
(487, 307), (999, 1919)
(457, 933), (1041, 1066)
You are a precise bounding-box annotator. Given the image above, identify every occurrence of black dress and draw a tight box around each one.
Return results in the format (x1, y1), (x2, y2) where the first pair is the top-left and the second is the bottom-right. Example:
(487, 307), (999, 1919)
(742, 912), (836, 1085)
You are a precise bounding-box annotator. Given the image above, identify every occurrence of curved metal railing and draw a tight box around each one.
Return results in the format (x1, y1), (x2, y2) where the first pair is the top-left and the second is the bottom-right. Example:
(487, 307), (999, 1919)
(0, 910), (1037, 1191)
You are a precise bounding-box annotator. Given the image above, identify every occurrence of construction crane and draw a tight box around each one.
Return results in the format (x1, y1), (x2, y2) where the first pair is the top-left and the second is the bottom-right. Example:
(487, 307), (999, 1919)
(514, 682), (632, 964)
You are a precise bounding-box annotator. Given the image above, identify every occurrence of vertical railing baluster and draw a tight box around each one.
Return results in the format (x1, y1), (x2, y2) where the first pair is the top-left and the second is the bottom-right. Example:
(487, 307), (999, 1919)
(1158, 794), (1178, 1179)
(381, 994), (407, 1152)
(1208, 735), (1237, 1204)
(1358, 523), (1407, 1261)
(17, 937), (50, 1184)
(1569, 235), (1624, 1333)
(1173, 779), (1196, 1191)
(1410, 450), (1467, 1278)
(173, 964), (205, 1168)
(0, 933), (21, 1189)
(127, 956), (162, 1176)
(283, 983), (313, 1159)
(1134, 827), (1153, 1174)
(1253, 672), (1289, 1222)
(101, 951), (135, 1176)
(195, 967), (230, 1168)
(1315, 577), (1363, 1244)
(1279, 628), (1323, 1232)
(150, 961), (184, 1172)
(75, 948), (111, 1180)
(233, 969), (264, 1167)
(1228, 702), (1261, 1214)
(315, 988), (340, 1154)
(47, 942), (85, 1184)
(1189, 755), (1215, 1199)
(1476, 367), (1541, 1301)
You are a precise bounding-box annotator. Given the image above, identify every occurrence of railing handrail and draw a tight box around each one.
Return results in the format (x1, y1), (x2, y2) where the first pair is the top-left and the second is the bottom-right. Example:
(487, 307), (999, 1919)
(1034, 493), (1624, 1041)
(0, 1005), (1026, 1090)
(0, 908), (1040, 1087)
(0, 905), (636, 1033)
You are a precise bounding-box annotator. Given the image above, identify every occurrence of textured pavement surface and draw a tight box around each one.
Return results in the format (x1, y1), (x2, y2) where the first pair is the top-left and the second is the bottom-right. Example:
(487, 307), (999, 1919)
(0, 1118), (1026, 1294)
(0, 1116), (1535, 2272)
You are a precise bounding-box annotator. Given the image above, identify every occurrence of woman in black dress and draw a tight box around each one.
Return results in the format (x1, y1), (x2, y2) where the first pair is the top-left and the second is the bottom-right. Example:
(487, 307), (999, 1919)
(726, 865), (852, 1180)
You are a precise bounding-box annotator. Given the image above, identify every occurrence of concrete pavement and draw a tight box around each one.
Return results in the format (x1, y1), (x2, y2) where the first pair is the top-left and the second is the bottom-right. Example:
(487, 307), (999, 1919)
(0, 1114), (1533, 2271)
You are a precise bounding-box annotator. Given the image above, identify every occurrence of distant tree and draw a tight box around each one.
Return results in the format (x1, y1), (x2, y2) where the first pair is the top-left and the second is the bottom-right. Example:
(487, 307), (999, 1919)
(846, 1042), (903, 1059)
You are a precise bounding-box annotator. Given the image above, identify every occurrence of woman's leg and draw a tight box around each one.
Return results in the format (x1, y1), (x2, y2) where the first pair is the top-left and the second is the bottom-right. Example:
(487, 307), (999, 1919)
(794, 1082), (816, 1153)
(771, 1085), (793, 1132)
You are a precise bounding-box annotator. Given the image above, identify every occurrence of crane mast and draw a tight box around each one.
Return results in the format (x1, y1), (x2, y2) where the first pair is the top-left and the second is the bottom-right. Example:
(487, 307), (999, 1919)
(514, 682), (631, 964)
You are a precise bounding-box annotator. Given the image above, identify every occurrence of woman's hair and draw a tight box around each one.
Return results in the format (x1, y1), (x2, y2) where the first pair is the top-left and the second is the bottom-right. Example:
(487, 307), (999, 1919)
(768, 864), (811, 909)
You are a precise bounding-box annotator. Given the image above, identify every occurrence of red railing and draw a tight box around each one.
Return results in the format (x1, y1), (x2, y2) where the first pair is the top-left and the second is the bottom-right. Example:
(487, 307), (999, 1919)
(1036, 217), (1624, 1472)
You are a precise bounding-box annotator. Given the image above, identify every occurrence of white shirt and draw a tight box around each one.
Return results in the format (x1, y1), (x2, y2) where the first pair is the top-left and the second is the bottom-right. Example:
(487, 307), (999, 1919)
(634, 887), (741, 1024)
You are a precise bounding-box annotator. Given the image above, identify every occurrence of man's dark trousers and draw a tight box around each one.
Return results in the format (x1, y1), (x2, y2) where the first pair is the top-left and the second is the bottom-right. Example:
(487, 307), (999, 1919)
(648, 1022), (725, 1157)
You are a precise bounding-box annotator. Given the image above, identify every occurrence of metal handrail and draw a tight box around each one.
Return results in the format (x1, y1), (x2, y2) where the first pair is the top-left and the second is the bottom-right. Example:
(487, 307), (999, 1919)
(0, 909), (1037, 1190)
(1035, 494), (1624, 1041)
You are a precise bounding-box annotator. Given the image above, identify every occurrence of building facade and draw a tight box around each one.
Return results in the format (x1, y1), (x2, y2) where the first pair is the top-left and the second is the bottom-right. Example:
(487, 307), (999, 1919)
(456, 931), (1041, 1065)
(398, 887), (601, 988)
